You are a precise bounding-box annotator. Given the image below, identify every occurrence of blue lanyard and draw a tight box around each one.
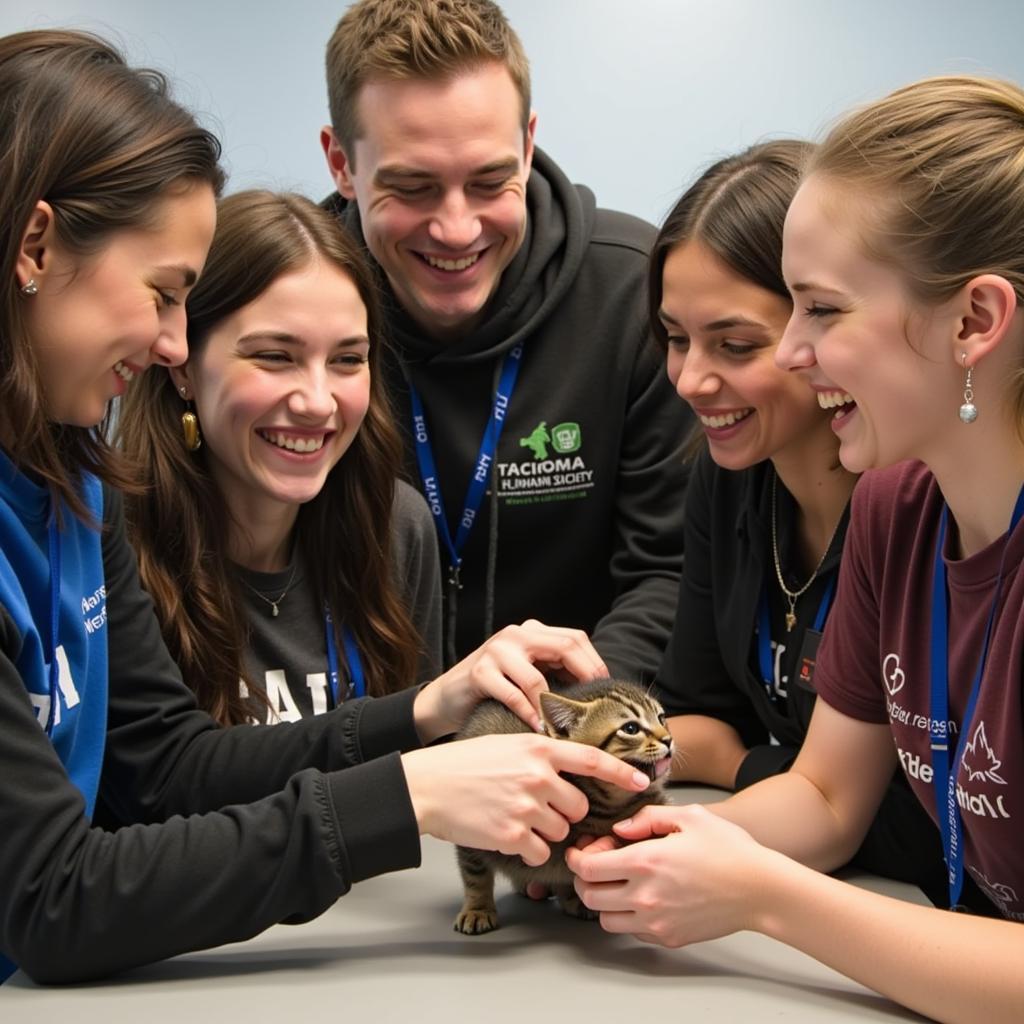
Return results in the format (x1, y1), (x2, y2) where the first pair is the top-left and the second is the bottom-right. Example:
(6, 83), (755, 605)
(45, 516), (61, 736)
(928, 483), (1024, 909)
(408, 344), (524, 585)
(325, 607), (365, 704)
(758, 573), (835, 694)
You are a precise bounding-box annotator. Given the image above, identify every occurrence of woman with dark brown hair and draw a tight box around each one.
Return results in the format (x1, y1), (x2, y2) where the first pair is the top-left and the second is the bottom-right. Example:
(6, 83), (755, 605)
(646, 141), (946, 901)
(0, 29), (650, 984)
(118, 189), (443, 725)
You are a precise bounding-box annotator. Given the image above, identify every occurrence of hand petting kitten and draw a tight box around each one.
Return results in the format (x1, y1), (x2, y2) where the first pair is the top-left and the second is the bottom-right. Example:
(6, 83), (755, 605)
(412, 619), (609, 740)
(449, 679), (673, 934)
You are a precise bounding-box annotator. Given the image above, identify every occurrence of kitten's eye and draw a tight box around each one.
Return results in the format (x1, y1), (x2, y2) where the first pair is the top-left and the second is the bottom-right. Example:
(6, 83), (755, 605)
(658, 713), (666, 726)
(619, 721), (641, 735)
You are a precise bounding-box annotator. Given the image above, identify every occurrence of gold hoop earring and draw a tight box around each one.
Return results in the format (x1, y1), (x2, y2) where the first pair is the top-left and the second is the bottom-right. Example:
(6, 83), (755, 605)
(181, 405), (202, 451)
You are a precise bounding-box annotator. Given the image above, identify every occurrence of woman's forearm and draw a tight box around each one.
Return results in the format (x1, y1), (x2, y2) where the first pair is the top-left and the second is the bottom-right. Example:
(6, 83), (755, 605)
(755, 851), (1022, 1024)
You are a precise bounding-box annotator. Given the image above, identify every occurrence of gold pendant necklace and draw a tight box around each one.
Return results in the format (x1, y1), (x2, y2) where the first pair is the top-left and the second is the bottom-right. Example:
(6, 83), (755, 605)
(770, 473), (840, 632)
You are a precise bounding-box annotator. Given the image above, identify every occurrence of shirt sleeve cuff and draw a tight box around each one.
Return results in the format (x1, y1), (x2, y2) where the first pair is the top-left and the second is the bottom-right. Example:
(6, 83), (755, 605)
(735, 743), (798, 790)
(326, 751), (422, 883)
(354, 686), (424, 761)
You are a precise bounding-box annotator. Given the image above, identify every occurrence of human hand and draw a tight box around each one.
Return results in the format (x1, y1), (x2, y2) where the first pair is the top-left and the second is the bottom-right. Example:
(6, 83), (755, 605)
(413, 619), (608, 740)
(567, 804), (779, 946)
(402, 733), (649, 866)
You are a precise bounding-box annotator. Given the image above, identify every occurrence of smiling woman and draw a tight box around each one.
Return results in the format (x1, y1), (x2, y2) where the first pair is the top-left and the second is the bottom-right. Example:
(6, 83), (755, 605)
(117, 190), (438, 724)
(645, 140), (947, 901)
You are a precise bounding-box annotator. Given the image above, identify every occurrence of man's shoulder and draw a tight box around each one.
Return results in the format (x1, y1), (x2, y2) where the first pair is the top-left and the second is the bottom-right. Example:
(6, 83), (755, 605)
(589, 204), (657, 257)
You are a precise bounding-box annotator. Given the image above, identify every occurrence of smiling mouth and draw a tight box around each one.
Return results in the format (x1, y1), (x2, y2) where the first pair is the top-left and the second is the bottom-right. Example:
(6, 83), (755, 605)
(817, 390), (856, 417)
(257, 430), (327, 454)
(113, 360), (136, 384)
(699, 408), (752, 429)
(420, 252), (482, 272)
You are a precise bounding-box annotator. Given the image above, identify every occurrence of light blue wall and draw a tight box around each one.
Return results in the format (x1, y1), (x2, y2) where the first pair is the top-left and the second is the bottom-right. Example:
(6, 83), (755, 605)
(5, 1), (1024, 227)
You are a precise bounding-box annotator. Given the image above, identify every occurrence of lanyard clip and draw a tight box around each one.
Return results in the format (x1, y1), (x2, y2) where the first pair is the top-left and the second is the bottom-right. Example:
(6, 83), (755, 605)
(448, 562), (463, 590)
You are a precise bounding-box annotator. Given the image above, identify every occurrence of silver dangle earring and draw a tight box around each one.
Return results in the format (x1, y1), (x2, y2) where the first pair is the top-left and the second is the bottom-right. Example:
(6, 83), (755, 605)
(958, 353), (978, 424)
(20, 278), (38, 296)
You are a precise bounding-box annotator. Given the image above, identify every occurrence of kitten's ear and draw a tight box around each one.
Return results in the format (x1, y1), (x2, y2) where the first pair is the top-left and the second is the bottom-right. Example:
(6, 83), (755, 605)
(539, 693), (588, 737)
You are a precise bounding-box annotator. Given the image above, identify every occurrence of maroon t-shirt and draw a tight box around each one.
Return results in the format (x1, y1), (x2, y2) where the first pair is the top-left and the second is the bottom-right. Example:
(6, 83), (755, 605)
(816, 461), (1024, 920)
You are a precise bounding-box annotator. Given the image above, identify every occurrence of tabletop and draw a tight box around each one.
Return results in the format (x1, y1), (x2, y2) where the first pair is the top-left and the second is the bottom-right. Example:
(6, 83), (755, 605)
(0, 785), (931, 1023)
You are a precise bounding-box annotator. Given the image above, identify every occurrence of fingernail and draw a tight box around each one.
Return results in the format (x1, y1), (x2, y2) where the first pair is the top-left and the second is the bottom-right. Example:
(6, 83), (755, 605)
(632, 771), (650, 788)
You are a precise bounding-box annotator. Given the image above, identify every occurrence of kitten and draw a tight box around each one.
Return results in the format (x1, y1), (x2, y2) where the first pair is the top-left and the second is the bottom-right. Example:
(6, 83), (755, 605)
(453, 678), (673, 935)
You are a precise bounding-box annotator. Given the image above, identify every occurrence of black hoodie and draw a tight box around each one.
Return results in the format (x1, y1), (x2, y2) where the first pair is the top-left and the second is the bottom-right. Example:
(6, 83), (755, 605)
(325, 149), (690, 679)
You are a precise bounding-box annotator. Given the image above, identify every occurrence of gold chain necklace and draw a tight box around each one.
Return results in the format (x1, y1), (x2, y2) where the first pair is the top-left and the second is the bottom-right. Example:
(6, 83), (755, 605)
(239, 562), (299, 618)
(770, 472), (841, 632)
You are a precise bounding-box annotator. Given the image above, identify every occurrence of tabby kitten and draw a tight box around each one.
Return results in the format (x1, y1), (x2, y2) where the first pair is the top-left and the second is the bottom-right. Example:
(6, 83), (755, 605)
(453, 679), (673, 935)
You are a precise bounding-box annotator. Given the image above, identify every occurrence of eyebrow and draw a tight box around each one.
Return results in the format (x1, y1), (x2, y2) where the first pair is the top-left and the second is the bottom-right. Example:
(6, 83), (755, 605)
(156, 264), (198, 287)
(657, 310), (770, 332)
(236, 331), (370, 347)
(374, 157), (520, 184)
(788, 281), (844, 296)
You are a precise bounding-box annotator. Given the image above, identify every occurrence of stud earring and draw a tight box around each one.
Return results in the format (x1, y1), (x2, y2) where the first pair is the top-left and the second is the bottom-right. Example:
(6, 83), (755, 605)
(178, 385), (188, 398)
(20, 278), (38, 296)
(958, 353), (978, 424)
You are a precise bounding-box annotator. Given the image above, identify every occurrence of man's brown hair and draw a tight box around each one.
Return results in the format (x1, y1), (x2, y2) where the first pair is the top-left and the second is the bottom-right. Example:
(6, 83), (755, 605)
(326, 0), (530, 156)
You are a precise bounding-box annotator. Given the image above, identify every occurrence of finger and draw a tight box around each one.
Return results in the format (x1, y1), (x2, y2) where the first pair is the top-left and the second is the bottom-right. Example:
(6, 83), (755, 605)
(543, 774), (591, 824)
(549, 739), (650, 792)
(612, 805), (688, 839)
(566, 841), (644, 884)
(516, 620), (608, 680)
(476, 665), (545, 731)
(574, 833), (601, 851)
(565, 835), (619, 873)
(514, 831), (552, 868)
(571, 879), (630, 914)
(529, 804), (572, 845)
(596, 910), (642, 935)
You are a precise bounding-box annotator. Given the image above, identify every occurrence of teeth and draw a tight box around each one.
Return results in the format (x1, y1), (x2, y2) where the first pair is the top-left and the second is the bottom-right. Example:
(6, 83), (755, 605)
(113, 360), (135, 383)
(699, 408), (752, 429)
(817, 391), (855, 410)
(424, 253), (480, 271)
(260, 431), (325, 453)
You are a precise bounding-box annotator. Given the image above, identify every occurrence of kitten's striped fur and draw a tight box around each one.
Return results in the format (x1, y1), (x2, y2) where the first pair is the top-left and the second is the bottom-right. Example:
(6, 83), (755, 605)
(453, 679), (673, 935)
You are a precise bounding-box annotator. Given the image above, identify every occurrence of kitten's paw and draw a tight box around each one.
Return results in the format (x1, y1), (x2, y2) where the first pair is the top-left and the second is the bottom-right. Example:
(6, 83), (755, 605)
(454, 908), (499, 935)
(557, 890), (598, 921)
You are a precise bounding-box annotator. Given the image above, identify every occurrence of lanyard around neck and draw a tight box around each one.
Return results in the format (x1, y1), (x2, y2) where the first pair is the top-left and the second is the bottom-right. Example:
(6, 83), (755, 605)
(758, 572), (835, 694)
(408, 344), (524, 587)
(928, 483), (1024, 909)
(325, 607), (365, 704)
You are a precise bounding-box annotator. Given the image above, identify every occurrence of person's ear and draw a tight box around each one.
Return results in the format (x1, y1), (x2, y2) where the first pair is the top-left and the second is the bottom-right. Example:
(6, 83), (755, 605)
(16, 200), (58, 290)
(321, 125), (357, 200)
(167, 363), (193, 398)
(522, 110), (537, 179)
(954, 274), (1018, 367)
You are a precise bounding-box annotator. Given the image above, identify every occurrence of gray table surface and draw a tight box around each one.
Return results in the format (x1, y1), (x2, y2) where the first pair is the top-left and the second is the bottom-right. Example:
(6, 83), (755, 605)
(1, 785), (931, 1023)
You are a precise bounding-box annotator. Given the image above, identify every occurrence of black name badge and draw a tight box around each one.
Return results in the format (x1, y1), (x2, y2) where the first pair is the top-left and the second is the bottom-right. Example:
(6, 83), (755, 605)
(796, 629), (823, 692)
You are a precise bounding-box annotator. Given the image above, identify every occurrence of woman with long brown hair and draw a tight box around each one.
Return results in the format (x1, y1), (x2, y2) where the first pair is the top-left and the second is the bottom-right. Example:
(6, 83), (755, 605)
(118, 189), (442, 725)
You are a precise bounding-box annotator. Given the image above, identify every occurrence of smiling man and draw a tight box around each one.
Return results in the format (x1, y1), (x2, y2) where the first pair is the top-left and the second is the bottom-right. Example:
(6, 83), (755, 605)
(321, 0), (689, 674)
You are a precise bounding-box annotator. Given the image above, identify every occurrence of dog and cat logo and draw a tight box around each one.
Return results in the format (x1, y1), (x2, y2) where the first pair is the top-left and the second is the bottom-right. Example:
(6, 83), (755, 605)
(496, 419), (593, 505)
(518, 421), (581, 460)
